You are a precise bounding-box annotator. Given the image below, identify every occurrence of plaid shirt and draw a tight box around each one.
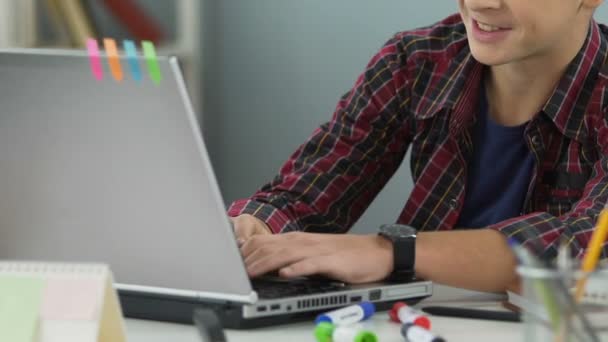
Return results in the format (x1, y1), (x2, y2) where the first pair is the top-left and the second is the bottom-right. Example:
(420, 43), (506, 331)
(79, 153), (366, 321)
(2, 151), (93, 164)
(228, 14), (608, 260)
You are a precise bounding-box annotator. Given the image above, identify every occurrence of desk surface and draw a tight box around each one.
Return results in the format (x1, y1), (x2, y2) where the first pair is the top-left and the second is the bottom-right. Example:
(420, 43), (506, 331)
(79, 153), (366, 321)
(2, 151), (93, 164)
(125, 286), (522, 342)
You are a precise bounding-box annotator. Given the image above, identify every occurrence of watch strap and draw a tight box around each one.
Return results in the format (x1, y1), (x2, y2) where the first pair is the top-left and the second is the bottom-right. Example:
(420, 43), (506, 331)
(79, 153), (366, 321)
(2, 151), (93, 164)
(390, 236), (415, 281)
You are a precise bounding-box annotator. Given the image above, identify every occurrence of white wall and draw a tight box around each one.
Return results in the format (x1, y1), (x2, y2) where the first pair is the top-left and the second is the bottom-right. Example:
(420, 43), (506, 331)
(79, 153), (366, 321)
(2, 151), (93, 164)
(201, 2), (608, 234)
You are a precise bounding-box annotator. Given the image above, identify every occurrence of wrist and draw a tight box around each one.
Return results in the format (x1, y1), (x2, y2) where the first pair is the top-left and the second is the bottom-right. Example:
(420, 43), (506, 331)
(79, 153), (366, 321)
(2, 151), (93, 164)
(373, 235), (395, 278)
(414, 232), (427, 279)
(236, 214), (273, 234)
(414, 232), (436, 281)
(255, 218), (273, 234)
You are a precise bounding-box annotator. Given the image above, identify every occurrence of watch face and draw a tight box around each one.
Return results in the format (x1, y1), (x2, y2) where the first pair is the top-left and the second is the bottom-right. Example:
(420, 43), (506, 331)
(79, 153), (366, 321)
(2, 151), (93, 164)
(380, 224), (416, 238)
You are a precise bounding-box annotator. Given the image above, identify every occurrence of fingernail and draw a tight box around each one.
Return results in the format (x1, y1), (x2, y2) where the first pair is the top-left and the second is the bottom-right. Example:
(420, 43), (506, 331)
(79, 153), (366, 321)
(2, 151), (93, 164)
(237, 238), (245, 246)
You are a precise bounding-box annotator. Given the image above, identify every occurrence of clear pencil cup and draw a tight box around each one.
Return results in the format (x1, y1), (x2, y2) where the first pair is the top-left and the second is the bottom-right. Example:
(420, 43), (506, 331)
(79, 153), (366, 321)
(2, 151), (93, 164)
(516, 266), (608, 342)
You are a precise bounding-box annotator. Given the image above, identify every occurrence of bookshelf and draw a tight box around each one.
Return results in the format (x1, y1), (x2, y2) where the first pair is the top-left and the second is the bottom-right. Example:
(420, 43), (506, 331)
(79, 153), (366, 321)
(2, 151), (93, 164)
(0, 0), (202, 112)
(0, 0), (37, 48)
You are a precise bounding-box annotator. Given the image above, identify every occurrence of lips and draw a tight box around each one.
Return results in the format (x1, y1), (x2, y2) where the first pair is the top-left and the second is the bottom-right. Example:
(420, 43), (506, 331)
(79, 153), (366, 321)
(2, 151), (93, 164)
(470, 19), (512, 44)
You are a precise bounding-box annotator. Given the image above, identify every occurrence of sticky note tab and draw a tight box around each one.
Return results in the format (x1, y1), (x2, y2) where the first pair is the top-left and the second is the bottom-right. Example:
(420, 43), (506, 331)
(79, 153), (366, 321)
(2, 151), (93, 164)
(41, 276), (104, 320)
(142, 40), (162, 85)
(86, 38), (103, 81)
(0, 276), (45, 342)
(123, 40), (142, 82)
(103, 38), (123, 82)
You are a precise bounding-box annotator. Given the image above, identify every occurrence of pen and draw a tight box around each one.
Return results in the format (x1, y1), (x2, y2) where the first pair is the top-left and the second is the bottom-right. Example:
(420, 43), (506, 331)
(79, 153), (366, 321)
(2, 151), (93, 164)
(555, 242), (600, 342)
(390, 302), (431, 329)
(511, 240), (599, 342)
(421, 306), (520, 322)
(315, 302), (375, 325)
(314, 322), (377, 342)
(193, 308), (227, 342)
(401, 323), (446, 342)
(575, 208), (608, 301)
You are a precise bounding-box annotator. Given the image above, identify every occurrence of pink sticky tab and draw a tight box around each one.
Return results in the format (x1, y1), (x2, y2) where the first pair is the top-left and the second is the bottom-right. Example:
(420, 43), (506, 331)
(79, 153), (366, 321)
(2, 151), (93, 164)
(41, 277), (104, 321)
(86, 38), (103, 81)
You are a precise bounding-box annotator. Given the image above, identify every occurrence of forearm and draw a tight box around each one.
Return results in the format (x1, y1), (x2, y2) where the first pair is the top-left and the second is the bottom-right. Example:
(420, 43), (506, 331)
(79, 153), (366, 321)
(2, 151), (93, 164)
(415, 229), (520, 293)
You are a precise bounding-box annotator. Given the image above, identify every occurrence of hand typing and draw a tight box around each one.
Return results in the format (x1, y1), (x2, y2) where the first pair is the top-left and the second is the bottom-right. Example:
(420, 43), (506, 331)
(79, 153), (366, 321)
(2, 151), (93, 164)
(239, 231), (394, 284)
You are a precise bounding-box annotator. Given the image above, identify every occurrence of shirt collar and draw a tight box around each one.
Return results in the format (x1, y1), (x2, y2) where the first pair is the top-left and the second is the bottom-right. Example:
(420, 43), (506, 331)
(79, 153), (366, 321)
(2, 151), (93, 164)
(414, 43), (484, 133)
(416, 20), (608, 142)
(542, 20), (607, 143)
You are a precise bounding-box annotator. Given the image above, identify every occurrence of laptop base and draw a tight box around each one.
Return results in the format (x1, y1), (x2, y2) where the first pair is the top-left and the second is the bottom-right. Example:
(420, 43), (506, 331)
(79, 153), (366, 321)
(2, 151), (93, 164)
(119, 290), (428, 329)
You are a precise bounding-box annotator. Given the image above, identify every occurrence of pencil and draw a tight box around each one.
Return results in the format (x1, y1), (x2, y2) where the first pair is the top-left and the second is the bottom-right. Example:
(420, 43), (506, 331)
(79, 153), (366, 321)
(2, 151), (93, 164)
(575, 209), (608, 301)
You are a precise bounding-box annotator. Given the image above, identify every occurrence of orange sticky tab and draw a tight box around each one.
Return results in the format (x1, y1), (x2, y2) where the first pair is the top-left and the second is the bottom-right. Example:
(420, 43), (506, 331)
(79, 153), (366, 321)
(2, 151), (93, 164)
(103, 38), (123, 82)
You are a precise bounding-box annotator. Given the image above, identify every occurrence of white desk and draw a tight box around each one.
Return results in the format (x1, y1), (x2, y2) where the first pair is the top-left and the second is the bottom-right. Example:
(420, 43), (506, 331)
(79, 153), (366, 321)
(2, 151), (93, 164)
(125, 286), (523, 342)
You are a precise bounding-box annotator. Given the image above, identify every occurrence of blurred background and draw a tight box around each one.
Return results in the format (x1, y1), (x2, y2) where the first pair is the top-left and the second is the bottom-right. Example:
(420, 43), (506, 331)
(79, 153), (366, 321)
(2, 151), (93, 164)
(3, 1), (608, 234)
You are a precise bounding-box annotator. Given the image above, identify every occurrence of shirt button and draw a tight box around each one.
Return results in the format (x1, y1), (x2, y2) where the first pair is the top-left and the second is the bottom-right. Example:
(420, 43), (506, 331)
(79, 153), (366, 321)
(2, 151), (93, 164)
(449, 198), (458, 210)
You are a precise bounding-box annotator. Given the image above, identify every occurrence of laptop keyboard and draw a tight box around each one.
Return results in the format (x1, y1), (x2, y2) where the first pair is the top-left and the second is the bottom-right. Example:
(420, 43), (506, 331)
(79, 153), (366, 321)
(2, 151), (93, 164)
(252, 276), (350, 299)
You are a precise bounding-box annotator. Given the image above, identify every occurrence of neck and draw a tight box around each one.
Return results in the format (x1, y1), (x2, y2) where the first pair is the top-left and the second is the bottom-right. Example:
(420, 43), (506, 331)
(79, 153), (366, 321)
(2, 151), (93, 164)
(486, 21), (591, 127)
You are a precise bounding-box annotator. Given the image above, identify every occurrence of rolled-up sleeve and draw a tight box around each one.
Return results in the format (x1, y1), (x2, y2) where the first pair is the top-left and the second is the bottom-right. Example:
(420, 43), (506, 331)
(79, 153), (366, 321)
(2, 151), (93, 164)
(489, 121), (608, 260)
(228, 36), (414, 234)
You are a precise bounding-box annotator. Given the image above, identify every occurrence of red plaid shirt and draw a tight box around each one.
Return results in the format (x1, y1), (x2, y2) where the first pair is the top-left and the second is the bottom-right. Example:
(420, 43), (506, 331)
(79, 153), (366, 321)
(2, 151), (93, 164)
(229, 14), (608, 260)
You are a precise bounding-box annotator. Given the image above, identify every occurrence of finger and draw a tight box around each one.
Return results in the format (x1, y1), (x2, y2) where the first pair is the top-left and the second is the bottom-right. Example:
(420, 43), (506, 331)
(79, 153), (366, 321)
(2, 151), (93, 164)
(240, 231), (317, 259)
(243, 243), (278, 267)
(244, 241), (311, 269)
(246, 245), (318, 278)
(239, 234), (279, 258)
(279, 256), (337, 279)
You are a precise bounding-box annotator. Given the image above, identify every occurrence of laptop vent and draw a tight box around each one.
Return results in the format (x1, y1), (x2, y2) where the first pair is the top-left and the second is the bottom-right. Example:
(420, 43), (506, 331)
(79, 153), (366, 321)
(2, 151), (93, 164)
(296, 295), (347, 309)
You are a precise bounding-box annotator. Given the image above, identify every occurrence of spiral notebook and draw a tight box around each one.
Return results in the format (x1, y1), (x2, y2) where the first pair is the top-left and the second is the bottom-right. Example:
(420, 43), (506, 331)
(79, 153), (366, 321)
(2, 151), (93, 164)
(0, 262), (126, 342)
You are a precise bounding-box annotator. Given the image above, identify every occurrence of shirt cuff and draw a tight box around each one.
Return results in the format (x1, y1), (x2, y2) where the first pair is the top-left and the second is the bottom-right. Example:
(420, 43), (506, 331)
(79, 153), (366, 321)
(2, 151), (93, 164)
(227, 199), (295, 234)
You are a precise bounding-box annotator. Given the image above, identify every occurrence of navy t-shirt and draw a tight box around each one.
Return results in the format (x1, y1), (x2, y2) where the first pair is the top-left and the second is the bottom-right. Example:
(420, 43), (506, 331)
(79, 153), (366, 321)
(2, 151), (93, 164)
(456, 91), (535, 228)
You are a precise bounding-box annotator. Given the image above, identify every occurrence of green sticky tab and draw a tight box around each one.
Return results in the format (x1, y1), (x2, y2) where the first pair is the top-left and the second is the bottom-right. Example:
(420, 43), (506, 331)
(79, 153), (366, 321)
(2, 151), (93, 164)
(0, 276), (44, 342)
(142, 40), (162, 85)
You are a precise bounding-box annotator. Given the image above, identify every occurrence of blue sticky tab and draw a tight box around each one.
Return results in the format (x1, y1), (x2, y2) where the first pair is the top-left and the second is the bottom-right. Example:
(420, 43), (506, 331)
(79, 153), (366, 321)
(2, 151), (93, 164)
(123, 40), (142, 82)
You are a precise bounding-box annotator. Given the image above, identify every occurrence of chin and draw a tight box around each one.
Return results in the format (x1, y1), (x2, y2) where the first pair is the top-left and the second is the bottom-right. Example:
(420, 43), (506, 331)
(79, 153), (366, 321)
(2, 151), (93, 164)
(468, 45), (514, 67)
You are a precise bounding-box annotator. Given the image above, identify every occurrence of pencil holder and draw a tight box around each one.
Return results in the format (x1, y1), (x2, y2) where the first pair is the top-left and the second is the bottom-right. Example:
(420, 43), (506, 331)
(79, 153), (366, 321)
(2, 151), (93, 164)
(516, 265), (608, 342)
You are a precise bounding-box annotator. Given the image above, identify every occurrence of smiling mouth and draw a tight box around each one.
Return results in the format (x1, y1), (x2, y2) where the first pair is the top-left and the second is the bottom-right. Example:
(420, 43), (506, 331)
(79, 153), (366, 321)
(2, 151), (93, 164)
(475, 20), (508, 32)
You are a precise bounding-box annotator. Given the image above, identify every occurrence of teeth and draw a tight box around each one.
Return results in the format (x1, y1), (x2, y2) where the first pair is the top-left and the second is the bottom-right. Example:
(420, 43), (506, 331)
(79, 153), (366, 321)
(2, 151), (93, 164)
(477, 22), (501, 32)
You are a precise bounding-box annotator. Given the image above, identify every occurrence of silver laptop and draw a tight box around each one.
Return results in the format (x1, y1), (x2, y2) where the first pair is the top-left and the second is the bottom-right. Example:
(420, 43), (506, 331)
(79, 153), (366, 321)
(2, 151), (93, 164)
(0, 49), (432, 328)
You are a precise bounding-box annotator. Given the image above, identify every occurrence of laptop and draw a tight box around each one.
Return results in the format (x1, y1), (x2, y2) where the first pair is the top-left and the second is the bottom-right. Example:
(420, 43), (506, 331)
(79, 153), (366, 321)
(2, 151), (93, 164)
(0, 49), (432, 328)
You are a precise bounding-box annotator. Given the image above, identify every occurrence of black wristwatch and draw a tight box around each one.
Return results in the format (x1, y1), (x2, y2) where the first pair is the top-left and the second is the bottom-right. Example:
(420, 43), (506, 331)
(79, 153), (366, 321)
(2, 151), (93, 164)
(378, 224), (417, 281)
